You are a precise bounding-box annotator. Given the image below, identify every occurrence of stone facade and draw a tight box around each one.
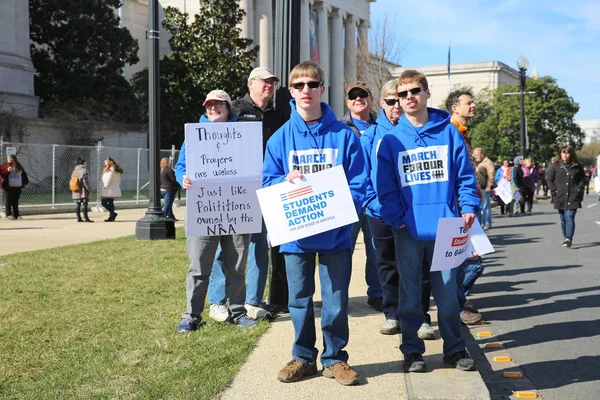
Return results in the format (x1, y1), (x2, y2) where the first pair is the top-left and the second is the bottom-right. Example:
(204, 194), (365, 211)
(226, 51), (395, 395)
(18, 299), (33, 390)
(576, 119), (600, 144)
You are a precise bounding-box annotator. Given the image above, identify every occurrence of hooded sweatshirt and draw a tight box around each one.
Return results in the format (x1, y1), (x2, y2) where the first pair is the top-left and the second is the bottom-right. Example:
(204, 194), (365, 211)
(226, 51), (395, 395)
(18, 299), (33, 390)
(376, 107), (479, 241)
(262, 100), (367, 253)
(361, 108), (396, 219)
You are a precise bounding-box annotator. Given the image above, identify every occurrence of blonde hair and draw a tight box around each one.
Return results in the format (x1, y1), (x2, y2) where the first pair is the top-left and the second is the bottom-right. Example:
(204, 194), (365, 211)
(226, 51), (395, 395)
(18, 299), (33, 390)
(160, 157), (169, 169)
(289, 61), (324, 87)
(396, 69), (429, 91)
(380, 79), (398, 98)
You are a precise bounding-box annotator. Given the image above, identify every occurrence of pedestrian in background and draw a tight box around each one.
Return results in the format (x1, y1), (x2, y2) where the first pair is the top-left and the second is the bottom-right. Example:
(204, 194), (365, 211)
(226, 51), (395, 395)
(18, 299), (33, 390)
(546, 145), (585, 248)
(101, 157), (123, 222)
(519, 158), (537, 215)
(160, 157), (178, 220)
(473, 148), (495, 230)
(71, 157), (93, 223)
(0, 154), (29, 220)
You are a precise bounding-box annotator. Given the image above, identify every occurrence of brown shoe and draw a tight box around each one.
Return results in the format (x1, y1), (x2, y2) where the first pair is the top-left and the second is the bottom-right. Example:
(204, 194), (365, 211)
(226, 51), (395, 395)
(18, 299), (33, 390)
(277, 359), (318, 383)
(322, 362), (359, 386)
(460, 310), (482, 325)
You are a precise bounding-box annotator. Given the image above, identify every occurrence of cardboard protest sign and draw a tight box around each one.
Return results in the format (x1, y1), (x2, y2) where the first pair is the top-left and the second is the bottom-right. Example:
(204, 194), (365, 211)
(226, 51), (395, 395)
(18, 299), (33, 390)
(494, 178), (512, 205)
(256, 165), (358, 247)
(431, 218), (472, 271)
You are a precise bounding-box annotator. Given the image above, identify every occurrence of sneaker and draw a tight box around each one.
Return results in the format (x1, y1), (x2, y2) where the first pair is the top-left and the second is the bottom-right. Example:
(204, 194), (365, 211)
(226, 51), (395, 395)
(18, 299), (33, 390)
(562, 238), (572, 248)
(403, 353), (426, 373)
(417, 323), (436, 340)
(177, 319), (198, 332)
(245, 303), (272, 320)
(380, 319), (401, 335)
(6, 216), (16, 220)
(277, 359), (318, 383)
(443, 350), (476, 371)
(235, 315), (258, 328)
(367, 296), (383, 311)
(209, 304), (229, 322)
(323, 362), (359, 386)
(460, 309), (482, 325)
(483, 225), (491, 231)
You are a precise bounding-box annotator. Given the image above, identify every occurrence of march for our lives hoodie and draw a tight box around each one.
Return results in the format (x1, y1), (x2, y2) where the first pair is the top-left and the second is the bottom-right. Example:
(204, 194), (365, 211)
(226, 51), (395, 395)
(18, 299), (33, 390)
(360, 108), (396, 219)
(376, 107), (479, 241)
(262, 100), (367, 253)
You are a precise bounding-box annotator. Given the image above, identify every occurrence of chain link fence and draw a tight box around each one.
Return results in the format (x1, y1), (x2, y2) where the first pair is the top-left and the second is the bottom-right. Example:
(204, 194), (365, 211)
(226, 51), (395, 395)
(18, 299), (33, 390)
(0, 136), (184, 215)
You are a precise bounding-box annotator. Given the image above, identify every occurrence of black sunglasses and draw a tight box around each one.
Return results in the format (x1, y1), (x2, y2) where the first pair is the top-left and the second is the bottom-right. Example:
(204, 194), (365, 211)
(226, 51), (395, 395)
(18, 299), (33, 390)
(348, 91), (370, 101)
(383, 98), (400, 106)
(291, 81), (322, 90)
(398, 87), (422, 98)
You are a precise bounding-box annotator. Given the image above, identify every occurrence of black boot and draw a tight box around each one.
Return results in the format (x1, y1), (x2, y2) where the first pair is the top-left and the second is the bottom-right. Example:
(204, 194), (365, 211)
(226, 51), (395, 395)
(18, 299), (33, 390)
(105, 212), (117, 222)
(82, 203), (94, 223)
(76, 202), (84, 222)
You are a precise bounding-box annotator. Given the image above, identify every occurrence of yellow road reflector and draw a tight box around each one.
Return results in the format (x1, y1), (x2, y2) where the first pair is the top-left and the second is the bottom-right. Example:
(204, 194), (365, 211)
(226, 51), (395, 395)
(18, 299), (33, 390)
(514, 391), (538, 398)
(493, 356), (512, 362)
(483, 342), (503, 348)
(476, 331), (493, 337)
(503, 371), (523, 378)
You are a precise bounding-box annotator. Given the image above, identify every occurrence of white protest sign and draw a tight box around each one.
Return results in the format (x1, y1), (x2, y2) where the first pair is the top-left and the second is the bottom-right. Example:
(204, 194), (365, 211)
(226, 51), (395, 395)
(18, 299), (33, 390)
(469, 219), (495, 256)
(256, 165), (358, 247)
(6, 147), (16, 157)
(494, 178), (512, 204)
(431, 218), (471, 271)
(184, 122), (263, 180)
(185, 179), (262, 237)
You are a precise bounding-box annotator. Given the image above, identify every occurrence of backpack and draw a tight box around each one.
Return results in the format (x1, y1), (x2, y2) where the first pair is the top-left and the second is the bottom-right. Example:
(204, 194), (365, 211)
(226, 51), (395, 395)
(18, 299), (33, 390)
(70, 173), (81, 192)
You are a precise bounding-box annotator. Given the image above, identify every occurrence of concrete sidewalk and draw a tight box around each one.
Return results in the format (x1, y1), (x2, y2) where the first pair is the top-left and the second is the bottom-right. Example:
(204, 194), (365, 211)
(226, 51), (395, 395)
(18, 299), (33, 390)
(1, 209), (491, 399)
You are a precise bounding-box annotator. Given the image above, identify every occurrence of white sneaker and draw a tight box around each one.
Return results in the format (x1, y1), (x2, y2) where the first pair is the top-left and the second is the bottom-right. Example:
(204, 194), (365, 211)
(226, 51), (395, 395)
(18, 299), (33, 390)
(380, 319), (401, 335)
(209, 304), (229, 322)
(417, 323), (436, 340)
(245, 303), (272, 320)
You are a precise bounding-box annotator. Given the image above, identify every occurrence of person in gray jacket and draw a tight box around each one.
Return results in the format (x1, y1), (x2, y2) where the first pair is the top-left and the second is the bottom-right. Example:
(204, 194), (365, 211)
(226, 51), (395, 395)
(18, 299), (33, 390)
(71, 157), (93, 223)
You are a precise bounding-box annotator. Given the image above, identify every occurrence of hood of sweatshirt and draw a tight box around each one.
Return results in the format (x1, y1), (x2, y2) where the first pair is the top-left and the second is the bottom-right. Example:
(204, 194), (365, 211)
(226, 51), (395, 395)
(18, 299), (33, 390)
(397, 107), (451, 147)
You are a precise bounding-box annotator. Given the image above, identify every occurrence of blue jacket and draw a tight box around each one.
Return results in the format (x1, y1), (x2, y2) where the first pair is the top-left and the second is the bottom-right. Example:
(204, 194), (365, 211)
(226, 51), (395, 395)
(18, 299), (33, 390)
(375, 107), (479, 241)
(360, 109), (396, 219)
(262, 100), (367, 253)
(175, 114), (236, 185)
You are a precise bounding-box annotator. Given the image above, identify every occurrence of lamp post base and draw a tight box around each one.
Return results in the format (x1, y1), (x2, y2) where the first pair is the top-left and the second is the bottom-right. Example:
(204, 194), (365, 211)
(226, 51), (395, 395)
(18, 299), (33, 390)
(135, 207), (176, 240)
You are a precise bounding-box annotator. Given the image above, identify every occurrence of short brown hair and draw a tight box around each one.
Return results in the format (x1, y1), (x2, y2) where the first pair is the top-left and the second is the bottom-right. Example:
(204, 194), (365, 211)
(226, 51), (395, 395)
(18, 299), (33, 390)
(558, 145), (578, 163)
(289, 61), (324, 87)
(396, 70), (429, 92)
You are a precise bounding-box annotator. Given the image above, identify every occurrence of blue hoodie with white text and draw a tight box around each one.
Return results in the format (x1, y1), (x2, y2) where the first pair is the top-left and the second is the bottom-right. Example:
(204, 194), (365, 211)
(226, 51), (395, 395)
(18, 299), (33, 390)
(375, 107), (479, 241)
(262, 100), (367, 253)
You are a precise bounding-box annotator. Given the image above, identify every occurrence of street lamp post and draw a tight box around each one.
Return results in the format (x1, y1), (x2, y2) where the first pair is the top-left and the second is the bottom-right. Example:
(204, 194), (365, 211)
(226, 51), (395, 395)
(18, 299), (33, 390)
(135, 0), (175, 240)
(517, 55), (529, 157)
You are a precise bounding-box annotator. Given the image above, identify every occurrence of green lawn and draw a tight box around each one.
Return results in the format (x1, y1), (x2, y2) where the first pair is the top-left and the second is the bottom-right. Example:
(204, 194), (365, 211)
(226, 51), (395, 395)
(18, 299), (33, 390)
(0, 228), (268, 399)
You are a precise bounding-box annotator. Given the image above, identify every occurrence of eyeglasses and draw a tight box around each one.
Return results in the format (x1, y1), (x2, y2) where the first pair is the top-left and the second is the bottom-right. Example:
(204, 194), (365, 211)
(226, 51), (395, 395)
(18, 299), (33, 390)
(348, 91), (370, 101)
(383, 98), (400, 106)
(291, 81), (322, 90)
(398, 87), (422, 98)
(256, 78), (278, 86)
(561, 150), (570, 154)
(205, 101), (226, 109)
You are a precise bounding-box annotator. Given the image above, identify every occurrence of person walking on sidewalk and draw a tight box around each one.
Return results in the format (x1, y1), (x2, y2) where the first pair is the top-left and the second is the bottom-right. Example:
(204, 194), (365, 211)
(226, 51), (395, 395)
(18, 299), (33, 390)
(160, 157), (178, 220)
(0, 154), (29, 220)
(263, 61), (366, 386)
(473, 148), (495, 230)
(71, 157), (93, 223)
(101, 157), (123, 222)
(376, 70), (479, 373)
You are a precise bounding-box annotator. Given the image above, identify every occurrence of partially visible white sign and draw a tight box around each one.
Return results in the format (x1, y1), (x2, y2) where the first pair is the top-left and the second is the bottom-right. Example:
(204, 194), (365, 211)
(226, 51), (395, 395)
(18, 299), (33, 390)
(256, 165), (358, 247)
(6, 147), (16, 157)
(494, 178), (512, 205)
(469, 219), (495, 256)
(431, 218), (471, 271)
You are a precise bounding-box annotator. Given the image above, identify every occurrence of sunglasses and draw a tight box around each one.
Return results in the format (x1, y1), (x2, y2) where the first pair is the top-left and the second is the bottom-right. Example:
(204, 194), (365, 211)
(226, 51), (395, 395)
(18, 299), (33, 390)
(561, 150), (570, 154)
(398, 87), (422, 98)
(383, 98), (400, 106)
(205, 101), (226, 109)
(348, 91), (370, 101)
(291, 81), (322, 90)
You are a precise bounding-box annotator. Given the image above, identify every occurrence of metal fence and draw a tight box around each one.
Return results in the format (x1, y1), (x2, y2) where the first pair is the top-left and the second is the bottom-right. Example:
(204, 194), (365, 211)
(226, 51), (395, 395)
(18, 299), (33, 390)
(0, 137), (184, 214)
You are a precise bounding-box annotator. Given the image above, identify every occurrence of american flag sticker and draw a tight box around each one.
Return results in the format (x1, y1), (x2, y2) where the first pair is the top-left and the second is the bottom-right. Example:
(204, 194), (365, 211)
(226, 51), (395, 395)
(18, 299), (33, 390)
(280, 186), (313, 201)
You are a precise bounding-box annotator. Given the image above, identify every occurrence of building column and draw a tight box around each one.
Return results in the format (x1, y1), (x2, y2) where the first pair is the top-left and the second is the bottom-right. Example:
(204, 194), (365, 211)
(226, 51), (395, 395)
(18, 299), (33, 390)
(256, 0), (273, 68)
(315, 1), (331, 103)
(357, 20), (370, 81)
(299, 0), (313, 62)
(344, 16), (359, 85)
(329, 10), (345, 117)
(238, 0), (254, 43)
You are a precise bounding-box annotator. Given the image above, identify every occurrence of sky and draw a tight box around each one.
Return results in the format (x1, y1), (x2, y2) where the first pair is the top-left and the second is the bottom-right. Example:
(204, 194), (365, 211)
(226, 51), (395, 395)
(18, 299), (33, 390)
(370, 0), (600, 121)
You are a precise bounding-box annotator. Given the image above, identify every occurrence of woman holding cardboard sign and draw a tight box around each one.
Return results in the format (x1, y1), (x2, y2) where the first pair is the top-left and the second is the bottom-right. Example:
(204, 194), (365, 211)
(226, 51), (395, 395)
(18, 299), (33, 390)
(174, 90), (257, 331)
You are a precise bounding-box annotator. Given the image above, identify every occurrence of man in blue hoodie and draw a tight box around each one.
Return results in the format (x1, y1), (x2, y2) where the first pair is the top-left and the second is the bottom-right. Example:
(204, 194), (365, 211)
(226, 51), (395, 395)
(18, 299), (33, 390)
(263, 61), (366, 386)
(376, 70), (480, 373)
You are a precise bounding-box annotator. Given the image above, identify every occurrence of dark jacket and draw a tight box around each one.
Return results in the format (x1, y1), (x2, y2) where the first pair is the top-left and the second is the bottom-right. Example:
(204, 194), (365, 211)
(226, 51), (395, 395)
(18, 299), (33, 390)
(160, 167), (177, 192)
(0, 162), (29, 191)
(233, 93), (284, 154)
(546, 161), (585, 210)
(340, 112), (377, 137)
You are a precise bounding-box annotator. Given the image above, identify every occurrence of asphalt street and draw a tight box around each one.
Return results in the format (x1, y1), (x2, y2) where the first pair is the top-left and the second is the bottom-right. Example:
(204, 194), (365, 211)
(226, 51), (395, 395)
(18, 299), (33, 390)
(470, 196), (600, 400)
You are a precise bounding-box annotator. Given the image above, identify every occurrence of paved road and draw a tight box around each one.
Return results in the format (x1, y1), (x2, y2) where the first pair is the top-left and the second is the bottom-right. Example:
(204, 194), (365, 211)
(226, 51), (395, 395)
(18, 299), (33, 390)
(471, 197), (600, 400)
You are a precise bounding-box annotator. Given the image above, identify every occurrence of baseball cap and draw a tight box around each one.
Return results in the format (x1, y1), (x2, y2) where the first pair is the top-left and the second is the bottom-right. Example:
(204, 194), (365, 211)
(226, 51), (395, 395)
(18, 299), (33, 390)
(345, 81), (372, 96)
(203, 90), (233, 109)
(248, 67), (279, 81)
(513, 155), (523, 165)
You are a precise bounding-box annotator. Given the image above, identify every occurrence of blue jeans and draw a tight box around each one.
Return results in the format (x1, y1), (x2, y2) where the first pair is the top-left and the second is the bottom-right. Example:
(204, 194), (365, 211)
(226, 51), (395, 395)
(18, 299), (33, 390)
(559, 209), (577, 240)
(160, 189), (176, 219)
(456, 259), (484, 311)
(284, 250), (352, 367)
(394, 228), (464, 356)
(350, 209), (382, 298)
(208, 221), (269, 306)
(366, 215), (399, 320)
(479, 190), (492, 228)
(101, 198), (115, 214)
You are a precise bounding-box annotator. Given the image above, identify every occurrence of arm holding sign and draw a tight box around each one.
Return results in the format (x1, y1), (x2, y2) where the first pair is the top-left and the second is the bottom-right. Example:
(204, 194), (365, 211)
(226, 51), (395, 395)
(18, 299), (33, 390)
(262, 132), (288, 187)
(375, 134), (406, 228)
(174, 141), (192, 189)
